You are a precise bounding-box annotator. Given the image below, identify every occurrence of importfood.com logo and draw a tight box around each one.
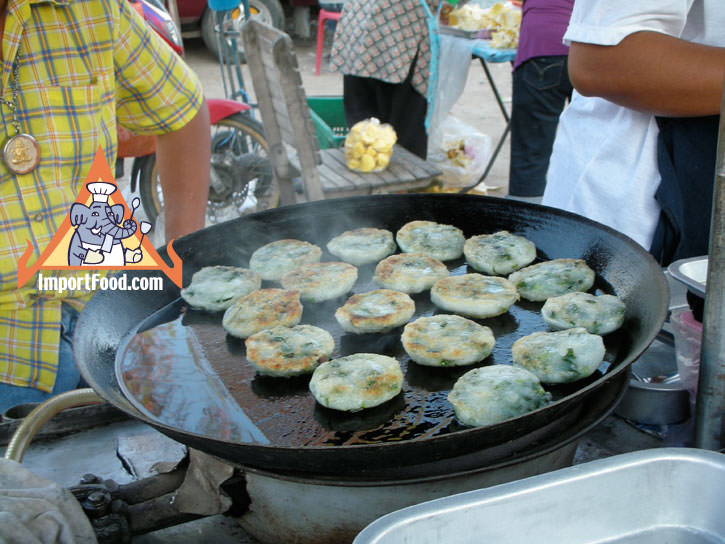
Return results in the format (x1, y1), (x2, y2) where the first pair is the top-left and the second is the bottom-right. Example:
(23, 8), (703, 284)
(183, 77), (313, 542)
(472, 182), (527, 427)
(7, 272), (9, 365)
(17, 147), (183, 293)
(36, 272), (164, 293)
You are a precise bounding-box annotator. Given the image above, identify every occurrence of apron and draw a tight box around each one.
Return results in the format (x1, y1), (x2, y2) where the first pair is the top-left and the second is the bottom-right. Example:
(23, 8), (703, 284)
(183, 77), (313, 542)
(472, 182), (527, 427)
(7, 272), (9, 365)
(649, 115), (719, 266)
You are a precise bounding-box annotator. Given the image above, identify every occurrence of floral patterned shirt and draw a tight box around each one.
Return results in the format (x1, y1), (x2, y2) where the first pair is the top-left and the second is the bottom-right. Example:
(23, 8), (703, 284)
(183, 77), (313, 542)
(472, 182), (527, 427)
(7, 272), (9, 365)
(330, 0), (441, 99)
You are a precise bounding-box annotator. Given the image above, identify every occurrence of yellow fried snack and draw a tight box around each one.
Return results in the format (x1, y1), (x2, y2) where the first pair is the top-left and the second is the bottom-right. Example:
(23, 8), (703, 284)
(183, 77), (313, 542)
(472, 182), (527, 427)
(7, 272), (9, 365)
(345, 118), (397, 173)
(447, 3), (488, 31)
(351, 142), (365, 158)
(359, 154), (376, 173)
(448, 2), (521, 49)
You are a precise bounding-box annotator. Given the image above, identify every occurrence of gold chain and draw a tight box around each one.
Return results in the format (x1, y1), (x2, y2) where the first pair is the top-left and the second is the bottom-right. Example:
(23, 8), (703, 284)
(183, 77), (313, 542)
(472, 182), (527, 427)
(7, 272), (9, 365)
(0, 58), (22, 135)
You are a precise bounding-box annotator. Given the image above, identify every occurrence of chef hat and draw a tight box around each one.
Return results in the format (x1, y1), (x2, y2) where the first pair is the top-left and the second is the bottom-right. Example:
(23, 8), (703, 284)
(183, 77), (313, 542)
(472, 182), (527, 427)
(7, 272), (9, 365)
(87, 181), (117, 203)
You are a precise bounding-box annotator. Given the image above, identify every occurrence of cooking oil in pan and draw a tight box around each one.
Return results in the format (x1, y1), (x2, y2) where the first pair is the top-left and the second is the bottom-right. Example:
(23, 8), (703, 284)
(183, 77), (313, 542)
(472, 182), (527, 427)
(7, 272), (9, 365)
(117, 309), (270, 444)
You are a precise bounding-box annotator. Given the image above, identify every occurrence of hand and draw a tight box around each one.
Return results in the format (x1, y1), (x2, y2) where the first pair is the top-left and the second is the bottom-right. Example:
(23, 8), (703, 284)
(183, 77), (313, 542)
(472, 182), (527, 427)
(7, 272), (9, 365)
(125, 248), (143, 263)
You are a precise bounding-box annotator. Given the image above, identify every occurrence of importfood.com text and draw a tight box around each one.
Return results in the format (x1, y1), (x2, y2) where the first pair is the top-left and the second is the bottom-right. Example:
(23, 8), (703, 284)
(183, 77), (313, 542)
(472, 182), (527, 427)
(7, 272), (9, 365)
(37, 273), (164, 293)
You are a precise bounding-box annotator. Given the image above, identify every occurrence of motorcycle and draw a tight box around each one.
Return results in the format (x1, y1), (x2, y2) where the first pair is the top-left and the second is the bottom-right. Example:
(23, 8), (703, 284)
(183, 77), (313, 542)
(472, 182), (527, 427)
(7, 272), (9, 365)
(180, 0), (287, 58)
(118, 0), (278, 228)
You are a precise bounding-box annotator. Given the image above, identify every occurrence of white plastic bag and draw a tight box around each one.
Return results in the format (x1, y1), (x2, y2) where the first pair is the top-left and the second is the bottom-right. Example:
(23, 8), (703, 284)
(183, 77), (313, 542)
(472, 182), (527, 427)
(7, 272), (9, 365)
(427, 34), (476, 156)
(429, 116), (492, 188)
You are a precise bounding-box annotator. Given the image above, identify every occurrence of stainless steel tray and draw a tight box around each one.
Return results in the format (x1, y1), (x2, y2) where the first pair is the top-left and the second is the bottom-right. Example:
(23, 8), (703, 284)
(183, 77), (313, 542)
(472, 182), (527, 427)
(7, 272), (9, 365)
(354, 448), (725, 544)
(669, 256), (708, 298)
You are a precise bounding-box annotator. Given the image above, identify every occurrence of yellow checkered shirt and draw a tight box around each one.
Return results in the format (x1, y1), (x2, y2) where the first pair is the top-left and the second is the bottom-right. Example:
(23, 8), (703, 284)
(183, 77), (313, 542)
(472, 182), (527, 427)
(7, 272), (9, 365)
(0, 0), (203, 392)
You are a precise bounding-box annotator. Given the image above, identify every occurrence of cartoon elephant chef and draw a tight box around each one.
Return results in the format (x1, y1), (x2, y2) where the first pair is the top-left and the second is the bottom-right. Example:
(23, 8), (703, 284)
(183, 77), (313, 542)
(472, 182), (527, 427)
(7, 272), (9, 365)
(68, 181), (143, 266)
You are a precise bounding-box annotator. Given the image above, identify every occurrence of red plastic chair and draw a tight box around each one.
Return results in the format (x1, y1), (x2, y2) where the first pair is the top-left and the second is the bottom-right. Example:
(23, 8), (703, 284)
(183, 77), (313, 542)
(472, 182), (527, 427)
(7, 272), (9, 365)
(315, 8), (341, 75)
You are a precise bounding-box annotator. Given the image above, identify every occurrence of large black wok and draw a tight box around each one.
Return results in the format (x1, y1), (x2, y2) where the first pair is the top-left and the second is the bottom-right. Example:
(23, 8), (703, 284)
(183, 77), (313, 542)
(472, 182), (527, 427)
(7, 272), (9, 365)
(75, 194), (668, 476)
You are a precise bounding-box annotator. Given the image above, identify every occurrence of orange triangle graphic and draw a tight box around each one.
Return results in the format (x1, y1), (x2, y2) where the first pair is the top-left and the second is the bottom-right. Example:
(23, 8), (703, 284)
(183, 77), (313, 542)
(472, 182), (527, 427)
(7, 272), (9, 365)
(17, 147), (183, 288)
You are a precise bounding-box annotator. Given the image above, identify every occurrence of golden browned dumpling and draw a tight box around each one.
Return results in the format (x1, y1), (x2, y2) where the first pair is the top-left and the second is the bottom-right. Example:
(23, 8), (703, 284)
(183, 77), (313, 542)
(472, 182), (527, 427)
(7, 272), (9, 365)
(373, 252), (449, 294)
(335, 289), (415, 333)
(245, 324), (335, 377)
(222, 288), (303, 338)
(402, 314), (495, 367)
(281, 261), (358, 302)
(431, 273), (519, 319)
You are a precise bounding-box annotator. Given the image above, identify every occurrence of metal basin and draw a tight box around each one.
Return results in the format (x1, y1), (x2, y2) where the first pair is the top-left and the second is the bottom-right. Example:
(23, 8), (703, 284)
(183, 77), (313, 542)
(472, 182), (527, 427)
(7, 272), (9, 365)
(354, 448), (725, 544)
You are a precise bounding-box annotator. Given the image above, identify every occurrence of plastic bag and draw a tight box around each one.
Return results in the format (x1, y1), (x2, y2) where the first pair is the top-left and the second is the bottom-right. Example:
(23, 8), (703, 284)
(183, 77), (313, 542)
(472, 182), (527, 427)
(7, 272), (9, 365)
(344, 118), (396, 173)
(670, 309), (703, 407)
(427, 33), (476, 154)
(428, 116), (492, 189)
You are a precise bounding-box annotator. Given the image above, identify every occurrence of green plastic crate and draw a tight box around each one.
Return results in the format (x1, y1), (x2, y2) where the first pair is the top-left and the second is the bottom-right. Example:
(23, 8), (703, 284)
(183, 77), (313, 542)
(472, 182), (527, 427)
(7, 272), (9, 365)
(308, 96), (348, 149)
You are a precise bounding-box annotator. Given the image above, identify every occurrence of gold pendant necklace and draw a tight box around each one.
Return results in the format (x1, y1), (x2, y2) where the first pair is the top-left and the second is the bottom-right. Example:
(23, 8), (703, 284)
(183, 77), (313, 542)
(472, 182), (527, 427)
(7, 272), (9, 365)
(1, 52), (39, 175)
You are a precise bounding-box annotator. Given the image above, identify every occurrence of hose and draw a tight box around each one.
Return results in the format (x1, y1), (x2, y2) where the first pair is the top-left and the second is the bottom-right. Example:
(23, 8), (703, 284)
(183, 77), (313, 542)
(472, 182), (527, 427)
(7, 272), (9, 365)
(4, 388), (103, 463)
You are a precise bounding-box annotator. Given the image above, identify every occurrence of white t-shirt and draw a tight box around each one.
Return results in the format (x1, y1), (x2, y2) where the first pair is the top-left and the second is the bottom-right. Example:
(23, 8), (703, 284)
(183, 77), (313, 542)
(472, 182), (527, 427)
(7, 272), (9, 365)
(542, 0), (724, 250)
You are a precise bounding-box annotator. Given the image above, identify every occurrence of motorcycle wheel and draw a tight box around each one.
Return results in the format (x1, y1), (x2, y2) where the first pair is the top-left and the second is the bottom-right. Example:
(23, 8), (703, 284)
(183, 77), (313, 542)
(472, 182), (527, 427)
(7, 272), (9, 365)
(201, 0), (284, 60)
(138, 112), (278, 227)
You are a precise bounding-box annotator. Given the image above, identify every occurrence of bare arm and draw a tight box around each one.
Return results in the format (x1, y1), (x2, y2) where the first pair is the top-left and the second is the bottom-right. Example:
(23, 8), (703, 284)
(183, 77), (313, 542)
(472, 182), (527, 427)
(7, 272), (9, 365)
(154, 100), (211, 241)
(568, 31), (725, 117)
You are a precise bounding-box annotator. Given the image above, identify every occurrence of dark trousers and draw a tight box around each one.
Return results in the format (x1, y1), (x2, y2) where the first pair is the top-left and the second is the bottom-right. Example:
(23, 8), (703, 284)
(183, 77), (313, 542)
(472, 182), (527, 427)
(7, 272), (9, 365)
(342, 72), (429, 159)
(509, 56), (573, 197)
(650, 115), (718, 266)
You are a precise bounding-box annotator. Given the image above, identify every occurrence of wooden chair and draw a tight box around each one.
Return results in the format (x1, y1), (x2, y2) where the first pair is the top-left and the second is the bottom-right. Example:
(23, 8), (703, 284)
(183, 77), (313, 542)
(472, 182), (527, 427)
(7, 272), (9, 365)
(241, 19), (441, 206)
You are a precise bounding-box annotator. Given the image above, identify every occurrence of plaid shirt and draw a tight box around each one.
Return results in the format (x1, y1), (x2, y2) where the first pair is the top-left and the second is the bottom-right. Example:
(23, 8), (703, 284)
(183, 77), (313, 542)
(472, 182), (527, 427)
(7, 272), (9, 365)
(329, 0), (441, 98)
(0, 0), (203, 392)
